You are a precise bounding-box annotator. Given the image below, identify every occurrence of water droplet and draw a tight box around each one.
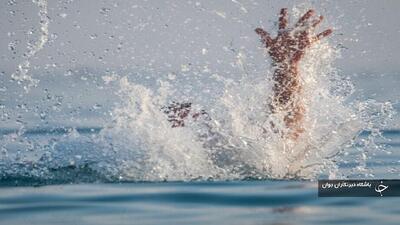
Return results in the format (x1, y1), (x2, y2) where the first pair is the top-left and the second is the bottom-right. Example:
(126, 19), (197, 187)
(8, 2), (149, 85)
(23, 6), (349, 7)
(64, 69), (73, 76)
(93, 104), (102, 110)
(89, 34), (98, 40)
(100, 8), (111, 15)
(167, 73), (176, 80)
(181, 64), (190, 72)
(58, 13), (67, 18)
(8, 0), (17, 6)
(39, 111), (47, 120)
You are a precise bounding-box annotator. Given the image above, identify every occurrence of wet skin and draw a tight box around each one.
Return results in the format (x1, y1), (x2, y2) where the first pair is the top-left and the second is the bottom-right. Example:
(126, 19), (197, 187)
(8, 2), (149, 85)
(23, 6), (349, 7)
(256, 8), (332, 139)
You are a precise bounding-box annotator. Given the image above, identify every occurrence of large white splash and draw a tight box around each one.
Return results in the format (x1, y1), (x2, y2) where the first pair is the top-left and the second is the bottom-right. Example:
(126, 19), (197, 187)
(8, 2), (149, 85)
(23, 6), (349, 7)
(92, 9), (395, 180)
(0, 6), (395, 183)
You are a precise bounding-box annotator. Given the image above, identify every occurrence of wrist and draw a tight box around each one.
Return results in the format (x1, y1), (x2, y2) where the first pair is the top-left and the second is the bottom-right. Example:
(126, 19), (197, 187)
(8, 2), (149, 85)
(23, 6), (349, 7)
(272, 61), (299, 74)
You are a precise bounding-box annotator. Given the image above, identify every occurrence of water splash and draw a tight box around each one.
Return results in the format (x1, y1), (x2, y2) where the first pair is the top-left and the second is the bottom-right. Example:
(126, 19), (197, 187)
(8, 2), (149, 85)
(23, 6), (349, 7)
(88, 37), (392, 181)
(88, 9), (392, 180)
(10, 0), (49, 92)
(0, 6), (395, 184)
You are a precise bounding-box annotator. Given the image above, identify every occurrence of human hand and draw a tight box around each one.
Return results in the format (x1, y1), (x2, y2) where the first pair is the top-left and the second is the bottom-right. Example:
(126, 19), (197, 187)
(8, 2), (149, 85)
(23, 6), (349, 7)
(255, 8), (332, 64)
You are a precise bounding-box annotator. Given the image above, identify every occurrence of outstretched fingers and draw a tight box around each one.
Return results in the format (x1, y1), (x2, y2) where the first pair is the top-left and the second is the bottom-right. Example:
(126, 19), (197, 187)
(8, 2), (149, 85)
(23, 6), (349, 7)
(311, 15), (324, 28)
(296, 9), (315, 27)
(279, 8), (288, 30)
(255, 28), (273, 47)
(313, 28), (333, 42)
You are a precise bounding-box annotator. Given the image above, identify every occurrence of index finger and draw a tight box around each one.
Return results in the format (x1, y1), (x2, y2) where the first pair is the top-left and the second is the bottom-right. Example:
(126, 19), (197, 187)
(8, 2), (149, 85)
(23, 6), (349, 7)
(279, 8), (288, 30)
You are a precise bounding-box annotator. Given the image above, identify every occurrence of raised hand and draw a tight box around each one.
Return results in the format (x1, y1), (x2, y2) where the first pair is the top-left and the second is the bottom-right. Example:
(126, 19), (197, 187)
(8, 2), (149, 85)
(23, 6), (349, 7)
(256, 8), (333, 140)
(255, 8), (332, 64)
(162, 102), (209, 128)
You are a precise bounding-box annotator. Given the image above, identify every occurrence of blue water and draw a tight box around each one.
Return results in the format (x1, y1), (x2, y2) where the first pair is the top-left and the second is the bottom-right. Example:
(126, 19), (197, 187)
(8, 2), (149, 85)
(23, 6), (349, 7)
(0, 130), (399, 225)
(1, 181), (399, 225)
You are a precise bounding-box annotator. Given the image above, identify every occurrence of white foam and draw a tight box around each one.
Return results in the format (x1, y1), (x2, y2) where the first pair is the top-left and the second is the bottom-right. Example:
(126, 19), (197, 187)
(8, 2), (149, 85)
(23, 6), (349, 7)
(96, 10), (393, 180)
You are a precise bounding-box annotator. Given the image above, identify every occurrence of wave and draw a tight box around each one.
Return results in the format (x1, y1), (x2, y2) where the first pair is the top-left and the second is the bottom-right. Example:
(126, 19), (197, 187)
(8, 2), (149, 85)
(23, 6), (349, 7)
(0, 127), (397, 186)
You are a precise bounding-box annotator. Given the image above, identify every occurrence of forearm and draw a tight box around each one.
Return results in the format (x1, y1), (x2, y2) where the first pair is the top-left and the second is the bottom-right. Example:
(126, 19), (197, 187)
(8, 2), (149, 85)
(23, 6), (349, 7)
(271, 62), (301, 111)
(270, 61), (305, 138)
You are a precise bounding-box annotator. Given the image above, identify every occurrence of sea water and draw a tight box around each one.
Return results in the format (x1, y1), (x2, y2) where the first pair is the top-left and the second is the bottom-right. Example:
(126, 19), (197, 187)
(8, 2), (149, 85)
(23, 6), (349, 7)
(1, 1), (399, 224)
(0, 130), (399, 225)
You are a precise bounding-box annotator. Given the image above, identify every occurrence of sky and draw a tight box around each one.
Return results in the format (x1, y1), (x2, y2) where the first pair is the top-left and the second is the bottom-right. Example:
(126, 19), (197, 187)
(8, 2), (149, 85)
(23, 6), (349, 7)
(1, 0), (399, 74)
(0, 0), (399, 128)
